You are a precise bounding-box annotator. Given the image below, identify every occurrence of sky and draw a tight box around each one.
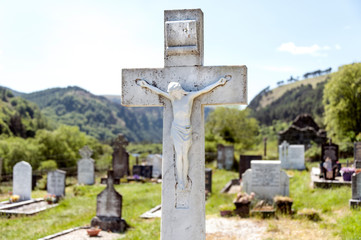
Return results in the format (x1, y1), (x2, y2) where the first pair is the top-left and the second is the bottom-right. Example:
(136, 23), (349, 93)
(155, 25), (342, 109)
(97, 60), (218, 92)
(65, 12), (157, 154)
(0, 0), (360, 103)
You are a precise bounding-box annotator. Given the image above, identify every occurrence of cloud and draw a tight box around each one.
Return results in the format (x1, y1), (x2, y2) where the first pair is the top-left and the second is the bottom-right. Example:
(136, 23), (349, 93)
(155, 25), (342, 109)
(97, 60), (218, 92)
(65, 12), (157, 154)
(263, 65), (297, 73)
(335, 44), (341, 50)
(277, 42), (330, 56)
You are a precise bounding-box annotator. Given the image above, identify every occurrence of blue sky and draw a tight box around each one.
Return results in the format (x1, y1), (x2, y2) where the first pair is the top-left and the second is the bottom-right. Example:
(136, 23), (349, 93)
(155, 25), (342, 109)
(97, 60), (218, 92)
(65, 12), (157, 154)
(0, 0), (360, 103)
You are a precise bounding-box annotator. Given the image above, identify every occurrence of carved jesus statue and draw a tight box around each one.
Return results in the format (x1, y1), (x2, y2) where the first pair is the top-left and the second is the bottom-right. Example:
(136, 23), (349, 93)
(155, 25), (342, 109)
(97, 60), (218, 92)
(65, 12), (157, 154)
(136, 75), (231, 190)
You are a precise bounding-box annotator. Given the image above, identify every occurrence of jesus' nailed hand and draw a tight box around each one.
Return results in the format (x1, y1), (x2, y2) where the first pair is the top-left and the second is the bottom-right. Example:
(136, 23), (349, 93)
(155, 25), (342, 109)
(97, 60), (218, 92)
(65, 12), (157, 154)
(136, 75), (231, 190)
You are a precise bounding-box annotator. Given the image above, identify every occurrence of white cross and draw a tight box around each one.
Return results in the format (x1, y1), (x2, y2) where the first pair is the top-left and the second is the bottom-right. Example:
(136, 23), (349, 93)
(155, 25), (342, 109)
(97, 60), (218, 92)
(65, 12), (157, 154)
(122, 9), (247, 240)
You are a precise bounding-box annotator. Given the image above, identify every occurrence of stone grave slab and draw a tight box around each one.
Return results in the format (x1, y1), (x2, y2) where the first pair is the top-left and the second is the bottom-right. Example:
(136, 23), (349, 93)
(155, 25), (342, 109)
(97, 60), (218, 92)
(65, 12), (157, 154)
(0, 198), (58, 216)
(132, 165), (153, 179)
(217, 144), (234, 170)
(242, 160), (289, 201)
(146, 154), (162, 178)
(38, 227), (121, 240)
(91, 171), (127, 232)
(239, 155), (262, 179)
(350, 172), (361, 208)
(140, 205), (162, 219)
(320, 142), (339, 180)
(13, 161), (32, 201)
(47, 170), (66, 197)
(77, 146), (95, 185)
(205, 168), (212, 194)
(310, 167), (351, 188)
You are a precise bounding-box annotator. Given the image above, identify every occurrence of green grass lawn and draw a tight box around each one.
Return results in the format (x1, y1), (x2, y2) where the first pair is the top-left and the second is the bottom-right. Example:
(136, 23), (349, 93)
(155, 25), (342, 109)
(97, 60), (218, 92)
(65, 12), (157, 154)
(0, 164), (360, 240)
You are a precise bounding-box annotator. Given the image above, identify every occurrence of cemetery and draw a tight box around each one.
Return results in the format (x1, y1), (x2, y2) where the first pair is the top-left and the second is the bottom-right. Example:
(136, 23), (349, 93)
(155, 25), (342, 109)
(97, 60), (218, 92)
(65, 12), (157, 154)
(0, 3), (361, 240)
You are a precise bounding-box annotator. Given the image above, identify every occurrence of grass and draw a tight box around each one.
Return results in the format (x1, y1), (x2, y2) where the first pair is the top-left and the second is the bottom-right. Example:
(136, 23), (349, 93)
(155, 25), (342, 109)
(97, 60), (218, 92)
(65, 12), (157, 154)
(1, 163), (361, 239)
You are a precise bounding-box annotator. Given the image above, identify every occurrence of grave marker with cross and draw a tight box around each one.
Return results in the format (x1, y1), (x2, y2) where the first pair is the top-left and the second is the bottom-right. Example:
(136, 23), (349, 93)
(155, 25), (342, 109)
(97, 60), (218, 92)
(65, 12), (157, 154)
(122, 9), (247, 240)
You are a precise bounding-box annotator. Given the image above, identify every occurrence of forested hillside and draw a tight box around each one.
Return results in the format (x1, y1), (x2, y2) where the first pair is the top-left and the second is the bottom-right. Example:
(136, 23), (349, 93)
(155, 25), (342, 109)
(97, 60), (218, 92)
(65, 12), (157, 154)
(248, 76), (328, 126)
(20, 86), (163, 143)
(0, 87), (48, 138)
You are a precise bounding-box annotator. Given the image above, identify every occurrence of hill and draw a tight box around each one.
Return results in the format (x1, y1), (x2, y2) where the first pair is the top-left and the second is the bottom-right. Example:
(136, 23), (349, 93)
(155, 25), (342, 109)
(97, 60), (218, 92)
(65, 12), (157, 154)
(20, 86), (163, 143)
(0, 87), (48, 138)
(248, 75), (329, 126)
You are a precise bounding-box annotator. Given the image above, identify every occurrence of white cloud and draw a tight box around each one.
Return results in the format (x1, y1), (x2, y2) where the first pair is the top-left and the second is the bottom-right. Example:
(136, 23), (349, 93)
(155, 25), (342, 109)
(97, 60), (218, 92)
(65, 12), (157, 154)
(277, 42), (330, 56)
(335, 44), (341, 50)
(263, 65), (297, 73)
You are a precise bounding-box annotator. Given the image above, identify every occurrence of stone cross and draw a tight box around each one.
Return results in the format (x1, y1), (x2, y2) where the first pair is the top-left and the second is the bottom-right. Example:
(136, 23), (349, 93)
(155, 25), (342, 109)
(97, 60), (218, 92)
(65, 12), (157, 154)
(122, 9), (247, 240)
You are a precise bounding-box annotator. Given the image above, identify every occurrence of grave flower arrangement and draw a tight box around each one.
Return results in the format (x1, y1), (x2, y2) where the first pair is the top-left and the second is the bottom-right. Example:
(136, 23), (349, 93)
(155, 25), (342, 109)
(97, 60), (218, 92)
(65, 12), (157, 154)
(340, 167), (355, 181)
(44, 194), (57, 204)
(219, 204), (234, 217)
(9, 195), (20, 203)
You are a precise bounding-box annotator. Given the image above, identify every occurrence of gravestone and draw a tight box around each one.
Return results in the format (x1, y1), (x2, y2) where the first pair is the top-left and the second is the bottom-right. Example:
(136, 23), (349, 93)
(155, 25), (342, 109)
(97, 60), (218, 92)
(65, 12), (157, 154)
(239, 155), (262, 179)
(279, 141), (305, 170)
(77, 146), (95, 185)
(13, 161), (32, 201)
(132, 165), (153, 179)
(91, 170), (127, 232)
(350, 172), (361, 208)
(205, 168), (212, 194)
(47, 169), (66, 197)
(320, 141), (339, 180)
(354, 142), (361, 168)
(112, 134), (129, 179)
(122, 8), (247, 240)
(242, 160), (289, 201)
(146, 154), (162, 178)
(217, 144), (234, 170)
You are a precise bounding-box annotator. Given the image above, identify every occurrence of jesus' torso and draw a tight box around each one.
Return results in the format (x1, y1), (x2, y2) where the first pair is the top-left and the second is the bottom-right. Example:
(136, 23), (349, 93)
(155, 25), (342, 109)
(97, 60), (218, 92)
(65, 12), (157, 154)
(171, 93), (195, 126)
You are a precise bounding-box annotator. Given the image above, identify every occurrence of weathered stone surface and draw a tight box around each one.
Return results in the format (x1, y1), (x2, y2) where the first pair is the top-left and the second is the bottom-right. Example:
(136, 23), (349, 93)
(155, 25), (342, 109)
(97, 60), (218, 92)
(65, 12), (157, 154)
(47, 170), (66, 197)
(278, 114), (327, 148)
(242, 160), (289, 201)
(132, 165), (153, 179)
(146, 154), (162, 178)
(77, 146), (95, 185)
(354, 142), (361, 167)
(351, 172), (361, 200)
(279, 141), (305, 170)
(91, 171), (127, 232)
(121, 9), (247, 240)
(112, 135), (129, 179)
(320, 141), (339, 180)
(217, 144), (234, 170)
(239, 155), (262, 178)
(13, 161), (32, 201)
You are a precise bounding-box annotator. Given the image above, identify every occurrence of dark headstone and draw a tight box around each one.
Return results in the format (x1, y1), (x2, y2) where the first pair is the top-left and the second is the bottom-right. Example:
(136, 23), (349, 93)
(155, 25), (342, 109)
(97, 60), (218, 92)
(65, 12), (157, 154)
(239, 155), (262, 179)
(112, 134), (129, 179)
(205, 168), (212, 193)
(320, 141), (339, 180)
(132, 165), (153, 179)
(91, 171), (127, 232)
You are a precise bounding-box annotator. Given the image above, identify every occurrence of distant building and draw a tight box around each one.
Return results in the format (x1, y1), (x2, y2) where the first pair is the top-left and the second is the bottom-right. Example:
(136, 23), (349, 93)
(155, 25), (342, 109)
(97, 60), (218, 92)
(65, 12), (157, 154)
(278, 114), (327, 149)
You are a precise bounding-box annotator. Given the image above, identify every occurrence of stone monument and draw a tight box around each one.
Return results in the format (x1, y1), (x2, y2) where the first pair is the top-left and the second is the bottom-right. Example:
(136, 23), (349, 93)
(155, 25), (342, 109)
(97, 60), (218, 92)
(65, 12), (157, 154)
(242, 160), (289, 201)
(217, 144), (234, 170)
(239, 155), (262, 179)
(122, 9), (247, 240)
(91, 170), (127, 232)
(279, 141), (305, 170)
(77, 146), (95, 185)
(205, 168), (212, 194)
(320, 140), (339, 180)
(112, 134), (129, 179)
(132, 165), (153, 179)
(47, 169), (66, 197)
(350, 172), (361, 208)
(13, 161), (32, 201)
(146, 154), (162, 178)
(354, 142), (361, 168)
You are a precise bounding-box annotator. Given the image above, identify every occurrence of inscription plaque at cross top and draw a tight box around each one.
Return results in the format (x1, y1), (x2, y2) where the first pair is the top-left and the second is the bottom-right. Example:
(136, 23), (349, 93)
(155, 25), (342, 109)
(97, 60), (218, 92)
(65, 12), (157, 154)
(122, 9), (247, 240)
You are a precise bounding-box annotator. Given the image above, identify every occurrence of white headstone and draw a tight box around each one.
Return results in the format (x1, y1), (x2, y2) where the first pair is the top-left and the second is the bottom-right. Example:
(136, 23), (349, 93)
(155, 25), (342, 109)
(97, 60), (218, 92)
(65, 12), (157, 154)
(242, 160), (289, 201)
(47, 169), (66, 197)
(217, 145), (234, 170)
(279, 141), (305, 170)
(146, 154), (162, 178)
(122, 9), (247, 240)
(77, 146), (95, 185)
(13, 161), (32, 201)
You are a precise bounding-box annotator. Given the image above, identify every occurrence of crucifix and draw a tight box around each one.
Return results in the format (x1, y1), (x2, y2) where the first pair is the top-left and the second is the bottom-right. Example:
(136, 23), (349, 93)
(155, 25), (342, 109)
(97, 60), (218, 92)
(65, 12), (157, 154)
(122, 9), (247, 240)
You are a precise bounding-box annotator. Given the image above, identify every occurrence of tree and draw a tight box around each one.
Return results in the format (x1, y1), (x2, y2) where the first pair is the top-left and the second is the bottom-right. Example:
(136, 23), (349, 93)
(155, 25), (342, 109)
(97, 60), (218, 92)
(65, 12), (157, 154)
(205, 107), (259, 152)
(323, 63), (361, 142)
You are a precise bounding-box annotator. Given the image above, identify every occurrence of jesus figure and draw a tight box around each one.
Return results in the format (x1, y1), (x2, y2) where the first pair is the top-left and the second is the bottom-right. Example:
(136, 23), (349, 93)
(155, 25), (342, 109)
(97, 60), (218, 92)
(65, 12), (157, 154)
(136, 75), (231, 190)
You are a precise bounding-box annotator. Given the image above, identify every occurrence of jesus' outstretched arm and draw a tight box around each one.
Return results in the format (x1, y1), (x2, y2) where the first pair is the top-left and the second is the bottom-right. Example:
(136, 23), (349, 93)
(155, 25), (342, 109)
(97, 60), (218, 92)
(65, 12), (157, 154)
(191, 75), (232, 98)
(136, 79), (171, 99)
